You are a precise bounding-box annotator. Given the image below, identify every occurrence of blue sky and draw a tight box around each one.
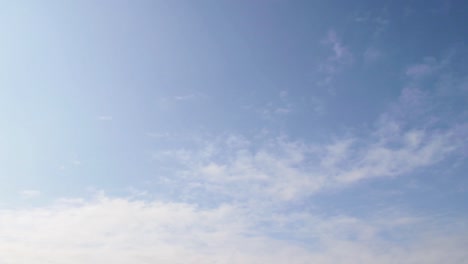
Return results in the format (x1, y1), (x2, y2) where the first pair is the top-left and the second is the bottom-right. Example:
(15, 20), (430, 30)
(1, 0), (468, 263)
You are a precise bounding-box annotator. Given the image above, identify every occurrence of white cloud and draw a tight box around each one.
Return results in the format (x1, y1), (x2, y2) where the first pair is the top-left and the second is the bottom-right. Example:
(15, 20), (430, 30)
(336, 130), (455, 183)
(329, 86), (464, 184)
(323, 31), (350, 63)
(0, 196), (467, 264)
(151, 84), (466, 201)
(137, 52), (468, 263)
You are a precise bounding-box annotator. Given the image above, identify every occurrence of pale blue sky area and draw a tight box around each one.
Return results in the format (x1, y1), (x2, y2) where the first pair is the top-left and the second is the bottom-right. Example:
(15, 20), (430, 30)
(1, 1), (467, 263)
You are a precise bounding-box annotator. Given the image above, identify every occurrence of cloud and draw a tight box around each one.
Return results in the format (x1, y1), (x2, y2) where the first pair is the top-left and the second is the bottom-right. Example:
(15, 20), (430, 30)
(405, 54), (454, 80)
(406, 63), (435, 78)
(155, 128), (451, 202)
(153, 135), (323, 201)
(317, 30), (353, 88)
(151, 82), (466, 202)
(332, 83), (465, 183)
(335, 129), (456, 183)
(324, 31), (349, 62)
(5, 54), (468, 263)
(0, 195), (467, 263)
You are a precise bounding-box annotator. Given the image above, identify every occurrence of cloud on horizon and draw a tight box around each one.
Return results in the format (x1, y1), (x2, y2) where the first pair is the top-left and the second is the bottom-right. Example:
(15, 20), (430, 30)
(0, 195), (467, 264)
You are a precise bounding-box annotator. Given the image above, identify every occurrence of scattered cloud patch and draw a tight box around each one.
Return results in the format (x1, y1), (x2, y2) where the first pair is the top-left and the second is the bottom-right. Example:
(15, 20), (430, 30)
(406, 61), (437, 78)
(405, 54), (454, 81)
(317, 30), (353, 89)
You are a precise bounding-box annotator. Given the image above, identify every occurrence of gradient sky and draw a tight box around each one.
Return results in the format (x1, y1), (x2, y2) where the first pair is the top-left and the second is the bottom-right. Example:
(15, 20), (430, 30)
(1, 1), (468, 263)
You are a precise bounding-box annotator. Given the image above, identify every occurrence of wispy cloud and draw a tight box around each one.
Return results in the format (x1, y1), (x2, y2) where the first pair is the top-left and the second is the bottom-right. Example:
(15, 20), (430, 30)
(155, 113), (463, 202)
(317, 30), (353, 88)
(405, 55), (453, 80)
(151, 55), (467, 202)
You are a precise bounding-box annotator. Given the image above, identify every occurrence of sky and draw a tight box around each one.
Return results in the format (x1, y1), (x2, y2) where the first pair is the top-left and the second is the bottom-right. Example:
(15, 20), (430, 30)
(1, 0), (468, 263)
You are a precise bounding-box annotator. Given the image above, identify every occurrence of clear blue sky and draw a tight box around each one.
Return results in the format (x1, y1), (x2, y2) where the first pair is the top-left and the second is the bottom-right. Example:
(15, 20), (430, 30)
(1, 1), (467, 263)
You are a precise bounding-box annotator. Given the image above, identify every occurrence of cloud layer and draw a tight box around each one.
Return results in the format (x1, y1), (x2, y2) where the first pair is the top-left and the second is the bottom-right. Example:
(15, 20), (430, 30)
(0, 196), (467, 264)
